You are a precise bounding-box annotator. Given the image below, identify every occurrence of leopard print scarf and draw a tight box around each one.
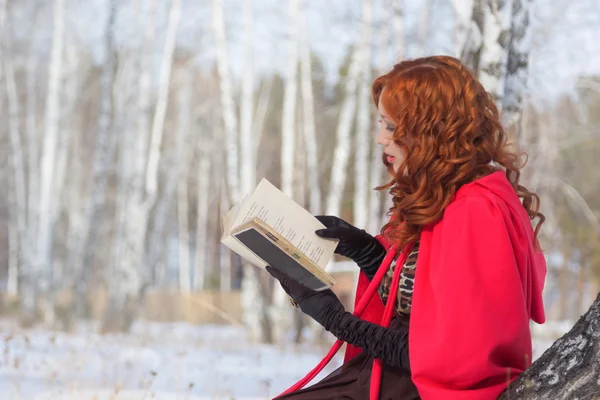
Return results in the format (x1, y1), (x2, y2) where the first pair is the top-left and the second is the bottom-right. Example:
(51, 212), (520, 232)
(377, 241), (419, 316)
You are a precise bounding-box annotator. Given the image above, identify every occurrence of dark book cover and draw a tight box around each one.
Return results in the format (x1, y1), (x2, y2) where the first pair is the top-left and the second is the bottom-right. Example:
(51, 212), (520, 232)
(234, 227), (329, 291)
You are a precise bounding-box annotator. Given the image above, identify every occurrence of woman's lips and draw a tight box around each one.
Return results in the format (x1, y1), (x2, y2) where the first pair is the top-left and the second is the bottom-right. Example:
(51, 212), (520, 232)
(387, 155), (396, 163)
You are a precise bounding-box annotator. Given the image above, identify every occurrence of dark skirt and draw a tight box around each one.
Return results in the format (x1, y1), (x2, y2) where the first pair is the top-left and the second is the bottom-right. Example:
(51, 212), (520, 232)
(275, 316), (420, 400)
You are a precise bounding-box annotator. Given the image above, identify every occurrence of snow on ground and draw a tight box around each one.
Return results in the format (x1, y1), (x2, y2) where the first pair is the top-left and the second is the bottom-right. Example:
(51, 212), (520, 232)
(0, 319), (342, 400)
(0, 318), (569, 399)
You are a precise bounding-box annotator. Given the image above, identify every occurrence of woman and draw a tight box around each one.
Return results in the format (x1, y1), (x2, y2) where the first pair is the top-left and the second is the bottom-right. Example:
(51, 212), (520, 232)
(266, 55), (546, 400)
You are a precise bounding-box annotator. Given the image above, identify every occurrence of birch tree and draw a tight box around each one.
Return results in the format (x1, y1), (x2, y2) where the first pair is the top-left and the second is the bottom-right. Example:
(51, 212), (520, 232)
(193, 132), (212, 291)
(461, 0), (513, 104)
(353, 0), (373, 230)
(268, 0), (302, 344)
(298, 0), (320, 214)
(110, 58), (140, 301)
(115, 0), (156, 303)
(479, 0), (513, 105)
(253, 77), (273, 157)
(177, 72), (192, 294)
(30, 0), (65, 322)
(281, 0), (299, 198)
(72, 0), (116, 313)
(498, 291), (600, 399)
(230, 0), (272, 342)
(325, 11), (367, 219)
(147, 134), (182, 289)
(460, 0), (484, 73)
(366, 0), (404, 234)
(392, 0), (405, 61)
(2, 0), (26, 298)
(240, 0), (255, 196)
(51, 41), (79, 308)
(26, 13), (40, 254)
(104, 0), (181, 332)
(502, 0), (533, 142)
(144, 0), (183, 287)
(213, 0), (240, 202)
(417, 0), (432, 57)
(145, 0), (181, 209)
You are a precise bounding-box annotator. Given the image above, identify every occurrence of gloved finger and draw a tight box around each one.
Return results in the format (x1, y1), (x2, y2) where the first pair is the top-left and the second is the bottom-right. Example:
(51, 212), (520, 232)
(266, 266), (316, 301)
(315, 226), (352, 240)
(265, 266), (293, 294)
(315, 215), (342, 228)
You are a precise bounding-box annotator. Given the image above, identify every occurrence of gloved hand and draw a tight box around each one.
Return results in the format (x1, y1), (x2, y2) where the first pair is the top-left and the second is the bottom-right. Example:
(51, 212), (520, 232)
(266, 265), (410, 371)
(266, 266), (344, 331)
(315, 216), (387, 279)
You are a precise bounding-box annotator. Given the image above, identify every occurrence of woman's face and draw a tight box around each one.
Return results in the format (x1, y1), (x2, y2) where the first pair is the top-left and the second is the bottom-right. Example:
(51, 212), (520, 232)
(376, 94), (408, 174)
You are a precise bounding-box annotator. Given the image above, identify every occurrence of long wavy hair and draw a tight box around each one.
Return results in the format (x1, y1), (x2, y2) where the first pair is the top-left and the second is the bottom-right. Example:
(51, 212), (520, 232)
(373, 55), (544, 249)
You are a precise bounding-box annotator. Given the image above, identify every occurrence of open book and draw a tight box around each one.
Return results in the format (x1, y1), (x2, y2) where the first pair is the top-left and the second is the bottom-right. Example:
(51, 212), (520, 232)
(221, 178), (338, 291)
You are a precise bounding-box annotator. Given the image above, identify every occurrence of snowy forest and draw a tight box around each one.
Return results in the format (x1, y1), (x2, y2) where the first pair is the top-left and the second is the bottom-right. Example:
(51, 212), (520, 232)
(1, 0), (600, 398)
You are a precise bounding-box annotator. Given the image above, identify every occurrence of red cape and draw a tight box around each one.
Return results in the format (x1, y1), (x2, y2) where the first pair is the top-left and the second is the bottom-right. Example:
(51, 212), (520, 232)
(346, 171), (546, 399)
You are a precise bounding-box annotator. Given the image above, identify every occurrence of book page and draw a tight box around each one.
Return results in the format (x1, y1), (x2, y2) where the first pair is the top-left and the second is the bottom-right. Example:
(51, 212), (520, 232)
(230, 178), (338, 269)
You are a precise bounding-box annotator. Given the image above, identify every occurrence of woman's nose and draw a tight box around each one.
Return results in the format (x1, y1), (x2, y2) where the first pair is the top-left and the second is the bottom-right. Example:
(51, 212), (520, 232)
(376, 129), (389, 146)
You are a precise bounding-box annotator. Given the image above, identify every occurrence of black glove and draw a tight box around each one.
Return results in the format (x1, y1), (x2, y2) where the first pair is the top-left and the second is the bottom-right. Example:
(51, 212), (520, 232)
(266, 265), (344, 330)
(315, 216), (387, 280)
(266, 266), (410, 371)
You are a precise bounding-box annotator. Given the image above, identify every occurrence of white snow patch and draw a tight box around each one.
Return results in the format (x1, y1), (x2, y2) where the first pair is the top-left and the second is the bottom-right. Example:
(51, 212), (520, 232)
(0, 319), (342, 399)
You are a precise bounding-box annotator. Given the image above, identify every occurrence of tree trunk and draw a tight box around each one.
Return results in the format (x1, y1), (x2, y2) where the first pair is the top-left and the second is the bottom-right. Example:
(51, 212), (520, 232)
(558, 250), (570, 321)
(103, 0), (181, 332)
(32, 0), (65, 323)
(213, 0), (240, 202)
(26, 12), (40, 253)
(219, 181), (232, 291)
(53, 43), (79, 231)
(253, 76), (272, 157)
(74, 0), (116, 319)
(240, 0), (255, 196)
(281, 0), (299, 199)
(145, 0), (181, 206)
(392, 0), (405, 61)
(2, 2), (22, 297)
(4, 36), (28, 287)
(110, 58), (139, 306)
(194, 146), (211, 291)
(478, 0), (512, 105)
(368, 3), (396, 234)
(236, 0), (273, 342)
(498, 291), (600, 399)
(7, 214), (19, 297)
(503, 0), (533, 143)
(353, 0), (372, 230)
(177, 76), (192, 294)
(147, 137), (180, 289)
(269, 0), (301, 344)
(460, 0), (484, 73)
(294, 110), (307, 208)
(115, 0), (156, 307)
(298, 5), (320, 214)
(416, 0), (431, 57)
(325, 43), (361, 218)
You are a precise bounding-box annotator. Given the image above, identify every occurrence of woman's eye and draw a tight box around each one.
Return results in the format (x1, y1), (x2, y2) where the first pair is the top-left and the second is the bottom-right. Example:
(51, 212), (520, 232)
(386, 126), (395, 133)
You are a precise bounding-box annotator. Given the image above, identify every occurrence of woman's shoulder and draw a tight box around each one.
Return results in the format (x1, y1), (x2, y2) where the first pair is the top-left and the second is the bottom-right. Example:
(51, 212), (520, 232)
(444, 186), (506, 221)
(444, 172), (514, 220)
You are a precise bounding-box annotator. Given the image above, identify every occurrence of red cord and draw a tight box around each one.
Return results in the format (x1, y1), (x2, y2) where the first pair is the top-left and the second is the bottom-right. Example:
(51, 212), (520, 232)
(370, 243), (413, 399)
(275, 244), (412, 399)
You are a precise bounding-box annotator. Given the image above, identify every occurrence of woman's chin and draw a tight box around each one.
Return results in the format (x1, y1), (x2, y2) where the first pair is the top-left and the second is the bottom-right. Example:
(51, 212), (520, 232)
(392, 166), (408, 177)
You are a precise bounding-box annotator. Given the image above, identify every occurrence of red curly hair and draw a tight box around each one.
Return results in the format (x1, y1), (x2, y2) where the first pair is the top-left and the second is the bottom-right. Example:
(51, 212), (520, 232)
(373, 56), (544, 249)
